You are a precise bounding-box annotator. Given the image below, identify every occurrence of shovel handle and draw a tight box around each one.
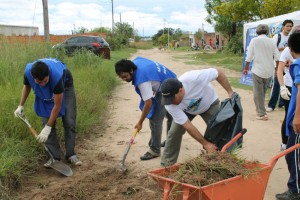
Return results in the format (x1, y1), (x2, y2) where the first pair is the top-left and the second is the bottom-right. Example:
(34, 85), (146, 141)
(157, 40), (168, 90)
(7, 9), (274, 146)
(129, 129), (138, 144)
(29, 127), (38, 138)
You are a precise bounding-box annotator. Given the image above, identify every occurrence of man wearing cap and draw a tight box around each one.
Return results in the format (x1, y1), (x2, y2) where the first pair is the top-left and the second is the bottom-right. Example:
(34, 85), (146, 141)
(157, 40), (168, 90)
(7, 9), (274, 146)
(115, 57), (176, 160)
(160, 68), (234, 167)
(244, 24), (280, 121)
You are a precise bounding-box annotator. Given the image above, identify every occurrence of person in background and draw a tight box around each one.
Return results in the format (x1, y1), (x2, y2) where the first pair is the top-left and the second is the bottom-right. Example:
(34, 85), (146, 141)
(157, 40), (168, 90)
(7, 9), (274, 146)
(267, 19), (294, 112)
(115, 57), (176, 160)
(14, 58), (82, 168)
(160, 68), (234, 167)
(276, 32), (300, 200)
(244, 24), (280, 121)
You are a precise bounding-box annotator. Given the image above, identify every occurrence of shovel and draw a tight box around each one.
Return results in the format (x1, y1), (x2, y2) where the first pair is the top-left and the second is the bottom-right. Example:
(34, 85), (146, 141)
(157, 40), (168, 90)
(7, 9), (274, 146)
(118, 129), (138, 172)
(16, 113), (73, 177)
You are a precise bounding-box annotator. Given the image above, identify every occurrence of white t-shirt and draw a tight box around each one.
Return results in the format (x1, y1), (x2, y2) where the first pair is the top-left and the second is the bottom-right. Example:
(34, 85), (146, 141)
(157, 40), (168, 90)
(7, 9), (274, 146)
(165, 68), (218, 125)
(272, 33), (289, 53)
(279, 47), (295, 87)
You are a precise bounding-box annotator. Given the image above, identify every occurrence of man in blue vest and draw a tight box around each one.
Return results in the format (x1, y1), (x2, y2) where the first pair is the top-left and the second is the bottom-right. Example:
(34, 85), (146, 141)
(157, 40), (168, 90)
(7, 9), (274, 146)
(14, 58), (82, 168)
(115, 57), (176, 160)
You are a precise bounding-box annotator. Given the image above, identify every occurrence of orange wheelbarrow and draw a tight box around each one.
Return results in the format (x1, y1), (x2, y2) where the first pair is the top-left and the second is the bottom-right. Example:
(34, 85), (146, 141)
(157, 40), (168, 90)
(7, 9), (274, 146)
(148, 129), (300, 200)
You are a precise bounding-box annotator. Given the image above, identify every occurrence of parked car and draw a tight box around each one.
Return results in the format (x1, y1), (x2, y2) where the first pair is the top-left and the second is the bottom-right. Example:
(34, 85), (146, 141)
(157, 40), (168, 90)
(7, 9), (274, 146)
(52, 35), (110, 56)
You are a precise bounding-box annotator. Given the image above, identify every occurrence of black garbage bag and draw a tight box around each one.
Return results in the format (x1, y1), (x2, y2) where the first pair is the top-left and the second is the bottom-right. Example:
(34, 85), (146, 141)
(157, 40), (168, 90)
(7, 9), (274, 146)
(204, 92), (243, 151)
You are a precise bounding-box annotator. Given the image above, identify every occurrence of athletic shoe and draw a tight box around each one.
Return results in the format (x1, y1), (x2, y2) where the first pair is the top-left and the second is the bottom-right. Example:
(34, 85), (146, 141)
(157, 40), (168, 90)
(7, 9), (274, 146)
(68, 155), (82, 166)
(266, 107), (274, 112)
(276, 190), (300, 200)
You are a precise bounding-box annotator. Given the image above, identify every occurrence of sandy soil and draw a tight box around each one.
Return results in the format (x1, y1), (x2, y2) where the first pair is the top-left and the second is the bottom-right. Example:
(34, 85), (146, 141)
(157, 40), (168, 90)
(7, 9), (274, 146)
(17, 48), (288, 200)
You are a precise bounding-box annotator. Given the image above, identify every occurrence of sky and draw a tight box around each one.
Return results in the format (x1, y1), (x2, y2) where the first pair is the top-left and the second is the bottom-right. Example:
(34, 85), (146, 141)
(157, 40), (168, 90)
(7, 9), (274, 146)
(0, 0), (214, 37)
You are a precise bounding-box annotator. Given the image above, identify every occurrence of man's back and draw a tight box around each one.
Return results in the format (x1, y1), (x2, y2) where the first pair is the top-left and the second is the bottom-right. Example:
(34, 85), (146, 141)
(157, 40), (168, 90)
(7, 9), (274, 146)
(246, 35), (279, 78)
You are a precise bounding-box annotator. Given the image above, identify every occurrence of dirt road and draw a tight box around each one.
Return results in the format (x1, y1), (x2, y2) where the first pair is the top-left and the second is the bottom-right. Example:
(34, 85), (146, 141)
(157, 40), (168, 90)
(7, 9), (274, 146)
(18, 48), (287, 200)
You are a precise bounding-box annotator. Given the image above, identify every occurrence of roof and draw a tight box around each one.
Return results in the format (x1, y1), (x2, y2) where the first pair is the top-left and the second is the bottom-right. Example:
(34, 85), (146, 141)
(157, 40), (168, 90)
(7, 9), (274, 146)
(243, 11), (300, 48)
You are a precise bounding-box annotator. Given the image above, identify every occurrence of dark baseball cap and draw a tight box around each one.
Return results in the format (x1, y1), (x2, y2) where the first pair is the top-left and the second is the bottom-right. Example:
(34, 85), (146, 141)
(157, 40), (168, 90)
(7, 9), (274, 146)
(161, 78), (183, 105)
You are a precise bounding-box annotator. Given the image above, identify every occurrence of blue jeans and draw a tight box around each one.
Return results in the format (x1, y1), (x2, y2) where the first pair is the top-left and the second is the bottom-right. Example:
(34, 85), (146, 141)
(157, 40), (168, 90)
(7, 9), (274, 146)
(268, 76), (284, 109)
(42, 85), (77, 160)
(161, 99), (220, 167)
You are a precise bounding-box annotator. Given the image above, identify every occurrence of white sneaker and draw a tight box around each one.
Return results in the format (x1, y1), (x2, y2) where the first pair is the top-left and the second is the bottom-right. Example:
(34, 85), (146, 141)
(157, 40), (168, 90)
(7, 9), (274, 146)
(68, 155), (82, 166)
(44, 158), (58, 168)
(266, 107), (274, 112)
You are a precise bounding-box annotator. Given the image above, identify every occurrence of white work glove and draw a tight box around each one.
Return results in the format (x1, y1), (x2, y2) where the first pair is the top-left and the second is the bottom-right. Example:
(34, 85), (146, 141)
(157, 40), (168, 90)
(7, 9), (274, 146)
(36, 125), (52, 143)
(14, 106), (24, 117)
(280, 85), (291, 100)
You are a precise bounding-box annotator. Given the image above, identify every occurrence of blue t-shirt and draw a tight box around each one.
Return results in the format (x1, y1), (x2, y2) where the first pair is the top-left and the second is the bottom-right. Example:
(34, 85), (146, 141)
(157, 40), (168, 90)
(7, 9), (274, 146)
(286, 58), (300, 135)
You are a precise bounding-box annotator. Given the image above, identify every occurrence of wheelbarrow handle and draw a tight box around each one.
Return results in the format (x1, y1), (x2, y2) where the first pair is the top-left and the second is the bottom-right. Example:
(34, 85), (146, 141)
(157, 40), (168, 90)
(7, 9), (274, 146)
(221, 128), (247, 152)
(269, 143), (300, 167)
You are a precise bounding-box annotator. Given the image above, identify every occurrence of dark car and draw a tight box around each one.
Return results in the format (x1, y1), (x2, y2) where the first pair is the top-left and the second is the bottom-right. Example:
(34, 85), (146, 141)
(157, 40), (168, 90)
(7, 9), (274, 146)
(53, 35), (110, 56)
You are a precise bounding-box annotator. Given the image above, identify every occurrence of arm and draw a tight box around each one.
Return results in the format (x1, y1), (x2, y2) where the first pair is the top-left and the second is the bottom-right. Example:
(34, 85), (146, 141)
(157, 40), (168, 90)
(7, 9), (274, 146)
(135, 98), (152, 131)
(46, 93), (63, 127)
(19, 85), (31, 106)
(215, 68), (234, 97)
(293, 84), (300, 133)
(277, 61), (286, 86)
(182, 120), (217, 153)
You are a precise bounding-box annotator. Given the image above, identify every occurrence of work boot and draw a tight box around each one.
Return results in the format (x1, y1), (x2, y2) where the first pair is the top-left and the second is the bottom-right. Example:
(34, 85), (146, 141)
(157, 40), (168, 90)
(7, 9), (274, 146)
(276, 190), (300, 200)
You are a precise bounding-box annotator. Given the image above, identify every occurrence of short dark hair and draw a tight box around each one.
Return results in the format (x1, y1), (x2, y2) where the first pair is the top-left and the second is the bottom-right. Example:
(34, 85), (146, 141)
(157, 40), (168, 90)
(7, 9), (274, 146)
(288, 32), (300, 54)
(31, 61), (49, 80)
(283, 19), (294, 27)
(115, 59), (137, 75)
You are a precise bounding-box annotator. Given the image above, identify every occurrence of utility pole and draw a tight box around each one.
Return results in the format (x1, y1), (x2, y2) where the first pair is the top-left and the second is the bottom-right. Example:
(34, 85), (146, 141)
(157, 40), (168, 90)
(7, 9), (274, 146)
(42, 0), (50, 41)
(111, 0), (114, 35)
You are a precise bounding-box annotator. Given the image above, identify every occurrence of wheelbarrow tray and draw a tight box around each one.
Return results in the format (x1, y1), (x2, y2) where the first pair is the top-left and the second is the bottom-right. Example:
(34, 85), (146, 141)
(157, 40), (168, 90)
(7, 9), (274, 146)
(148, 129), (300, 200)
(148, 161), (271, 200)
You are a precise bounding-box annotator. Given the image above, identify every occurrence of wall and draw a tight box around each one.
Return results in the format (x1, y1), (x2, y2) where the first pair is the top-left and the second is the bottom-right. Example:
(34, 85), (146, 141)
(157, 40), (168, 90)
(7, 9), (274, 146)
(0, 24), (39, 36)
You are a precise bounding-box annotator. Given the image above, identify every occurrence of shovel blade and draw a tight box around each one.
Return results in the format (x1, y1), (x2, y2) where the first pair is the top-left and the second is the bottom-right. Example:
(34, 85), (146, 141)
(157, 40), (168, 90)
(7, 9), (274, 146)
(50, 161), (73, 177)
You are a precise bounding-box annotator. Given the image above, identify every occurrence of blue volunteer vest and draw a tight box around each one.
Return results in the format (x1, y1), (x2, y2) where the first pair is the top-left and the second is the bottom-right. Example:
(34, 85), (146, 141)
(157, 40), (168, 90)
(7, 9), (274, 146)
(25, 58), (67, 118)
(132, 57), (176, 118)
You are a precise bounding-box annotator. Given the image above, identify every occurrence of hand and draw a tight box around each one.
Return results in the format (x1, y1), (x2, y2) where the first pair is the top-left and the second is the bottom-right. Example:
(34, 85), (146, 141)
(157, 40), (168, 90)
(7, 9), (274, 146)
(134, 122), (143, 132)
(280, 85), (291, 100)
(36, 125), (52, 143)
(203, 142), (218, 153)
(14, 106), (24, 117)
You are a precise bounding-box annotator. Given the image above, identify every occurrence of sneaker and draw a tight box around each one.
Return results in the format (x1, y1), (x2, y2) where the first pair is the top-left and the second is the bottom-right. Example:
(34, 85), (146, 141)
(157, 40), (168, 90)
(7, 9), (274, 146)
(256, 115), (268, 121)
(140, 152), (159, 161)
(276, 190), (300, 200)
(44, 158), (57, 168)
(266, 107), (274, 112)
(68, 155), (82, 166)
(280, 144), (287, 151)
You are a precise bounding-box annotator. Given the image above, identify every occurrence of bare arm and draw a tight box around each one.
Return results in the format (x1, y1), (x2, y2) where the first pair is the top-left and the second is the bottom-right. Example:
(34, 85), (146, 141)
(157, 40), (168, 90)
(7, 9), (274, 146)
(277, 61), (286, 86)
(293, 84), (300, 134)
(135, 98), (152, 131)
(19, 85), (31, 106)
(182, 120), (217, 153)
(216, 68), (234, 97)
(47, 93), (63, 127)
